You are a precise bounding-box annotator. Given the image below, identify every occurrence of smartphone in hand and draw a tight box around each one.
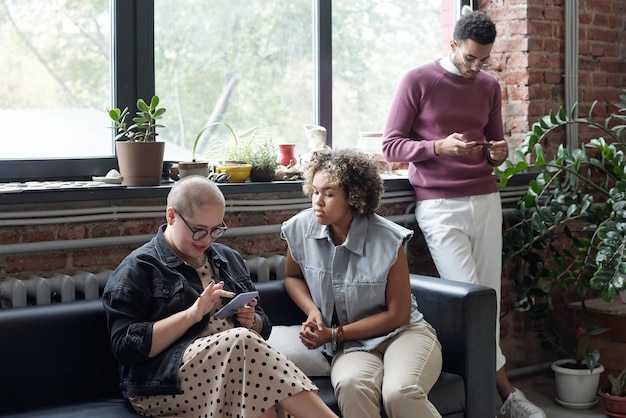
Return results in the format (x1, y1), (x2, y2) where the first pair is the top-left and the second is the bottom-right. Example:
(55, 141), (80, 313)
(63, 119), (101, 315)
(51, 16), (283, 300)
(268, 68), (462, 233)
(474, 141), (493, 149)
(214, 291), (259, 319)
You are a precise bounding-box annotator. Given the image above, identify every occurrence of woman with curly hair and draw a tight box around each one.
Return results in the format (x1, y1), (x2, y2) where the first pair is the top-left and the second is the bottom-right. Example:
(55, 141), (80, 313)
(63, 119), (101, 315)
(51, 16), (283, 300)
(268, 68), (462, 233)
(281, 149), (443, 418)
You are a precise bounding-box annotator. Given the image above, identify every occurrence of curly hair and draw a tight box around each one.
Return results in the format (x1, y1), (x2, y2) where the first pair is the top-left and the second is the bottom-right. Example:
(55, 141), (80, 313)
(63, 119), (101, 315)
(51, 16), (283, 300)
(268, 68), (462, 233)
(301, 148), (383, 216)
(453, 11), (496, 45)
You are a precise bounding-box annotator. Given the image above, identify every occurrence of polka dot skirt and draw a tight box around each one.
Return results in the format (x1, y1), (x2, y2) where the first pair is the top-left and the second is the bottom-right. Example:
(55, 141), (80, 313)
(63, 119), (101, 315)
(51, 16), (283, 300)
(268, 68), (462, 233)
(129, 300), (317, 417)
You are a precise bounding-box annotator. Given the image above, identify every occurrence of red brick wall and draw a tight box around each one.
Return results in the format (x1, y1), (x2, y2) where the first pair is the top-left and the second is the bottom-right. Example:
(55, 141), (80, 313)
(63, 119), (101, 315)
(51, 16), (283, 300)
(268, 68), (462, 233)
(0, 197), (430, 281)
(482, 0), (626, 369)
(485, 0), (626, 150)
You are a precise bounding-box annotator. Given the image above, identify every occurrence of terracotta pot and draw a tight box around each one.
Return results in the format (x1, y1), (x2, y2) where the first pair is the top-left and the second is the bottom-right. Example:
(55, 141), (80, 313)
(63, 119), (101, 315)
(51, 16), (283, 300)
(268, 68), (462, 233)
(599, 390), (626, 416)
(115, 141), (165, 186)
(178, 161), (209, 179)
(552, 359), (604, 408)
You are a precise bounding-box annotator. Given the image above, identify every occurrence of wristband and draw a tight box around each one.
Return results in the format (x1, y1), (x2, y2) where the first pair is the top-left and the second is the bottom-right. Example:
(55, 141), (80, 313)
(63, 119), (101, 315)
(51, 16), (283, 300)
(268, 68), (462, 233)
(336, 325), (344, 349)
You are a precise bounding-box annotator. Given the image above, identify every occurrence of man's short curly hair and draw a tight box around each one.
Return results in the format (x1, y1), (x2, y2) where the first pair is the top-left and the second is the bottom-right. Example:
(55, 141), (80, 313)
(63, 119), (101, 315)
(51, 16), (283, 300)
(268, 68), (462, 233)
(301, 148), (383, 217)
(454, 11), (496, 45)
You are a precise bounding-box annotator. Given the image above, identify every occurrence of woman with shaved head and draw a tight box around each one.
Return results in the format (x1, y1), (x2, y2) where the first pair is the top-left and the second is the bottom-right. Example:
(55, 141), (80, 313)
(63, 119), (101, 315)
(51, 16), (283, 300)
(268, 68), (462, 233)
(103, 176), (337, 418)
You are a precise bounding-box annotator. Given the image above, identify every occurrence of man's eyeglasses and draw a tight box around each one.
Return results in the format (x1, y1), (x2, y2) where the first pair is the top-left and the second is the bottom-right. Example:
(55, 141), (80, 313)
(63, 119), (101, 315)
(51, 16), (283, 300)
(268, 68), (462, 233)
(454, 41), (491, 69)
(175, 210), (227, 241)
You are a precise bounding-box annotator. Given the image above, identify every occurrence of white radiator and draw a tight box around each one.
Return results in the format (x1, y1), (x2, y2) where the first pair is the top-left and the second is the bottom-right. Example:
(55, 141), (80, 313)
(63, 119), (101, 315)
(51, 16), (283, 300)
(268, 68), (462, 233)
(0, 256), (285, 308)
(0, 270), (112, 308)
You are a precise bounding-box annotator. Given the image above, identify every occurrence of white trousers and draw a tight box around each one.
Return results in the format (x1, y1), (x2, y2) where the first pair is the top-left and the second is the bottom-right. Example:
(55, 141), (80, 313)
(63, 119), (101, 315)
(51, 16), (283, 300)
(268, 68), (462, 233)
(415, 192), (506, 370)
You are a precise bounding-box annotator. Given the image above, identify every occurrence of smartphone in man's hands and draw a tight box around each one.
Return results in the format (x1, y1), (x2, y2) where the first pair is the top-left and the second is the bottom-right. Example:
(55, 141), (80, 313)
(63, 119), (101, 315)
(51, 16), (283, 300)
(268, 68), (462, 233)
(474, 141), (493, 149)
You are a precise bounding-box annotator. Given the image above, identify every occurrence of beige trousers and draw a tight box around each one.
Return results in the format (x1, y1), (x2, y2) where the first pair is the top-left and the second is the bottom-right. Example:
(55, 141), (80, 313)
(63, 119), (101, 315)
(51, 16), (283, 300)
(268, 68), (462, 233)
(330, 321), (442, 418)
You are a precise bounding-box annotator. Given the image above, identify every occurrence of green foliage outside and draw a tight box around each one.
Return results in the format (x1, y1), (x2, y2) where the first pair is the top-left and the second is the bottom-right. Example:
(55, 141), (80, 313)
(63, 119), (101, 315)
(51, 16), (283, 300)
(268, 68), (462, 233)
(1, 0), (441, 162)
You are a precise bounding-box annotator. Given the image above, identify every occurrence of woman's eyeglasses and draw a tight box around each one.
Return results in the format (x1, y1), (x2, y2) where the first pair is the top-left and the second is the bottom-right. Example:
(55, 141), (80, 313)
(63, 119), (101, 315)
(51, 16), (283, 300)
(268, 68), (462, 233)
(175, 210), (227, 240)
(454, 41), (492, 69)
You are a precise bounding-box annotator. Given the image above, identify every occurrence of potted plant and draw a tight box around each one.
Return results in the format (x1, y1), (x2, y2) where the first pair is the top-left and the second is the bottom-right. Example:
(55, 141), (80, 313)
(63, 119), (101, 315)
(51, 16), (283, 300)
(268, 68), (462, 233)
(497, 89), (626, 407)
(549, 323), (607, 408)
(177, 122), (239, 179)
(218, 125), (275, 183)
(108, 95), (166, 186)
(599, 367), (626, 416)
(245, 139), (279, 182)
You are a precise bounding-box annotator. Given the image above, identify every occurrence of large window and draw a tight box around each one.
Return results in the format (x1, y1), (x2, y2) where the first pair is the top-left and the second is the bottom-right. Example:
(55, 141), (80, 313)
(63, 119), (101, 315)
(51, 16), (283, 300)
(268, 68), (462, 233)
(331, 1), (441, 149)
(154, 1), (313, 162)
(0, 0), (453, 182)
(0, 0), (111, 159)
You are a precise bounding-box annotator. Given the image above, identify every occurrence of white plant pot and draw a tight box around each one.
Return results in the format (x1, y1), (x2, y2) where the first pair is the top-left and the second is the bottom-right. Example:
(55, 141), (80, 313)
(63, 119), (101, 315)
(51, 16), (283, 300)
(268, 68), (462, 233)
(551, 359), (604, 409)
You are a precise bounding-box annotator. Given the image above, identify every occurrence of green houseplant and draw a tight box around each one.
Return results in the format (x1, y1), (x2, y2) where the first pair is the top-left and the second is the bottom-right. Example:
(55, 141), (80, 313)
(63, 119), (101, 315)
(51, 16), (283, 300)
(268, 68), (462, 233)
(182, 122), (278, 182)
(221, 127), (278, 182)
(498, 89), (626, 308)
(217, 125), (276, 182)
(599, 367), (626, 415)
(177, 122), (239, 179)
(245, 138), (279, 182)
(550, 324), (606, 408)
(497, 90), (626, 406)
(108, 95), (167, 186)
(108, 96), (166, 142)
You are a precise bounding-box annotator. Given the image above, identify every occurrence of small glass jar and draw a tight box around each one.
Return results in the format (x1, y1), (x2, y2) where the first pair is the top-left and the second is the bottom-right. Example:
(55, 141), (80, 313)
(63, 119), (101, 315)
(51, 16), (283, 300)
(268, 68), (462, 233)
(356, 132), (390, 173)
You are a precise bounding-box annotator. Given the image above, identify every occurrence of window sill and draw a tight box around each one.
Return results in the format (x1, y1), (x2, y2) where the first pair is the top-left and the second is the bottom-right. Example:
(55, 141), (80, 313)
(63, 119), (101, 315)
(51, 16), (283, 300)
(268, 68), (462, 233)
(0, 177), (413, 205)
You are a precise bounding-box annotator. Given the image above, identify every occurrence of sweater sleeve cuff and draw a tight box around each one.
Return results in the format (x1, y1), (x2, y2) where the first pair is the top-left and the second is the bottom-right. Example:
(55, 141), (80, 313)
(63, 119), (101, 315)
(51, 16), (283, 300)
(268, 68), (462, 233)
(428, 140), (439, 158)
(487, 153), (506, 166)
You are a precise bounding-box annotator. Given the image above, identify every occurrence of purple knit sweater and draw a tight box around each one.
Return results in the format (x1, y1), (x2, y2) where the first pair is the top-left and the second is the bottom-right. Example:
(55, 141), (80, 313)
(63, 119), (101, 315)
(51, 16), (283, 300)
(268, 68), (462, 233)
(383, 59), (505, 201)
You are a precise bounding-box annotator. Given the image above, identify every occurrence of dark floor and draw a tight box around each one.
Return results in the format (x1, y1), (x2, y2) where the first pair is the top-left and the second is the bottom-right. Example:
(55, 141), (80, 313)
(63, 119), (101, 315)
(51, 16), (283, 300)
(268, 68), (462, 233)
(495, 370), (607, 417)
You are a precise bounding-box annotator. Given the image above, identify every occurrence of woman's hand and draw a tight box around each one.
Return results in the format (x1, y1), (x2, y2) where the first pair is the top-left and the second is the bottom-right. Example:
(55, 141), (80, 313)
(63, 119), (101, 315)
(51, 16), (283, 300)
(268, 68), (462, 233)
(235, 298), (258, 329)
(149, 281), (233, 358)
(188, 281), (234, 323)
(299, 313), (328, 350)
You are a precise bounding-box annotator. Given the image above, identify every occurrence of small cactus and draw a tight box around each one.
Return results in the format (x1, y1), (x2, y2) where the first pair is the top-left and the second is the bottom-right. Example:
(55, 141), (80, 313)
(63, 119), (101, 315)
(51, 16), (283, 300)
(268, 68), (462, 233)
(605, 368), (626, 397)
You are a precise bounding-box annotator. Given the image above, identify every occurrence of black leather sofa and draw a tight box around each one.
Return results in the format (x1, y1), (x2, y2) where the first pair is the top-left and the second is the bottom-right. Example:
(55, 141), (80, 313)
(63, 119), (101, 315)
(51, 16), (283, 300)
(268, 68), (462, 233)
(0, 274), (495, 417)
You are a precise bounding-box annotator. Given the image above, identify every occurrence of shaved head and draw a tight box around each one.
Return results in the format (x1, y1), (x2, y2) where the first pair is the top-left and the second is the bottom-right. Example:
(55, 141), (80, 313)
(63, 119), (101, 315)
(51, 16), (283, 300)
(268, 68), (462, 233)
(167, 175), (225, 217)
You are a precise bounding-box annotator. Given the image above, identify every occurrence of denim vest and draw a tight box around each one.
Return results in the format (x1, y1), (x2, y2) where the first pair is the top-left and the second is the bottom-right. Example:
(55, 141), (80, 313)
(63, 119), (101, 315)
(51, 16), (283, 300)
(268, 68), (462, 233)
(281, 209), (423, 354)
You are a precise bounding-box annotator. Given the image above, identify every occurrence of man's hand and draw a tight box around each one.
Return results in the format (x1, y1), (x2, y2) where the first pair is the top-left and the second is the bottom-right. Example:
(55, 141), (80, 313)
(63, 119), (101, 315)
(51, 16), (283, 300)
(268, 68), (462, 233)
(434, 133), (485, 156)
(488, 139), (508, 161)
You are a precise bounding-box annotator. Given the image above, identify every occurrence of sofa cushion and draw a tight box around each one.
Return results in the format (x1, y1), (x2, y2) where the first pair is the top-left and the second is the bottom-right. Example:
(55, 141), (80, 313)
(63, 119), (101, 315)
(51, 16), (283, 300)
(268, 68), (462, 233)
(428, 372), (466, 416)
(268, 325), (331, 376)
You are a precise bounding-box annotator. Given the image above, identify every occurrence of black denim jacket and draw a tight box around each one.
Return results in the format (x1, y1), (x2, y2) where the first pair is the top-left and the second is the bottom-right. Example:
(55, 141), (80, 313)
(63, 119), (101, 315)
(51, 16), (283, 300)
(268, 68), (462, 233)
(102, 225), (271, 397)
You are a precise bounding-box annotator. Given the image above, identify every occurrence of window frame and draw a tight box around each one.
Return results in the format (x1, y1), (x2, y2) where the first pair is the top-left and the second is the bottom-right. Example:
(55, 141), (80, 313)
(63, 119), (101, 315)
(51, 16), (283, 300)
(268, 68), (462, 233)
(0, 0), (471, 184)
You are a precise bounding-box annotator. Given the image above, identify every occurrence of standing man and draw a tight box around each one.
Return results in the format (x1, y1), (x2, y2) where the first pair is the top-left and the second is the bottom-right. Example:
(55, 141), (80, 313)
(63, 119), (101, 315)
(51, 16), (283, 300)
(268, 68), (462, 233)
(382, 10), (545, 418)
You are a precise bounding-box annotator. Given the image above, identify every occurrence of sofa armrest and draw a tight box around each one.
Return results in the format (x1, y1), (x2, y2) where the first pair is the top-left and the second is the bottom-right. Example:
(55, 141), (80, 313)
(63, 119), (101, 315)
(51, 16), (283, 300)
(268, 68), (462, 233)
(410, 273), (496, 418)
(0, 300), (122, 414)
